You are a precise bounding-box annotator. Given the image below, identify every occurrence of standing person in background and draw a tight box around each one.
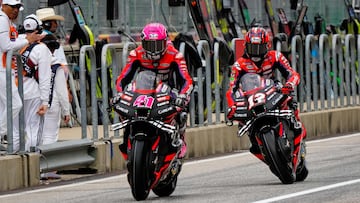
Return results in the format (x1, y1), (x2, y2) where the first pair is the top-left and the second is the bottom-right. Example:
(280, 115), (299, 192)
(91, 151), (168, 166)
(0, 0), (44, 147)
(36, 7), (73, 127)
(41, 33), (70, 145)
(14, 14), (51, 152)
(36, 7), (67, 66)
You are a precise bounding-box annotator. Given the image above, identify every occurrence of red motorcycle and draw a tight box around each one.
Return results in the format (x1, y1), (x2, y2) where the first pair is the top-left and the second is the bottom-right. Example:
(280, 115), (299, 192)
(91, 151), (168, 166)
(228, 73), (308, 184)
(111, 70), (184, 200)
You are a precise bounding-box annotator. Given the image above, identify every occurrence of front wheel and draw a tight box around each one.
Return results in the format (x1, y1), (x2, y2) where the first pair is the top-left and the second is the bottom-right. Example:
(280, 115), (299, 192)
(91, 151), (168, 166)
(261, 130), (295, 184)
(131, 140), (151, 201)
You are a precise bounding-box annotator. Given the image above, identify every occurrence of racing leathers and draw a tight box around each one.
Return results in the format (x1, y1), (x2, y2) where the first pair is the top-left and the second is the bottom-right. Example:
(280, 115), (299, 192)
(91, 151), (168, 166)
(115, 44), (193, 159)
(226, 50), (306, 162)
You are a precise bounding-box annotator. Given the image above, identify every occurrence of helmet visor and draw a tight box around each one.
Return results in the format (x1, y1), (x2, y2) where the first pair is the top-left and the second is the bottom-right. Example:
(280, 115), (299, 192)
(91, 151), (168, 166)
(246, 43), (268, 56)
(142, 40), (166, 55)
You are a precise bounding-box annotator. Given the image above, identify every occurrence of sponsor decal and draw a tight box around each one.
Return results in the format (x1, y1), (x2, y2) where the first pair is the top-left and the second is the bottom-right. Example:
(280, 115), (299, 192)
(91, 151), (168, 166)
(236, 106), (247, 110)
(122, 94), (132, 101)
(235, 113), (247, 117)
(120, 100), (130, 106)
(161, 85), (168, 93)
(157, 95), (170, 102)
(272, 95), (283, 105)
(158, 106), (173, 114)
(149, 33), (158, 39)
(115, 105), (129, 113)
(157, 101), (170, 106)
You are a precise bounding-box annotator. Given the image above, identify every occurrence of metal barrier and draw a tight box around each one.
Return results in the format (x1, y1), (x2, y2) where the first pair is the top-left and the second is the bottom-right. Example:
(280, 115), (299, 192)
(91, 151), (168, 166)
(100, 42), (136, 139)
(4, 50), (25, 153)
(79, 45), (98, 140)
(291, 35), (303, 110)
(178, 42), (197, 127)
(344, 34), (357, 106)
(304, 34), (319, 111)
(213, 41), (223, 124)
(318, 34), (331, 109)
(332, 34), (344, 108)
(37, 139), (95, 172)
(196, 40), (212, 126)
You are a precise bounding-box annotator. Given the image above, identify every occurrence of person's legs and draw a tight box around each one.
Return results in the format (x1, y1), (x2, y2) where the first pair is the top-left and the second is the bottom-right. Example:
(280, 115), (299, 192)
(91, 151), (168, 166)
(0, 72), (7, 138)
(1, 72), (23, 152)
(41, 102), (61, 145)
(23, 98), (41, 151)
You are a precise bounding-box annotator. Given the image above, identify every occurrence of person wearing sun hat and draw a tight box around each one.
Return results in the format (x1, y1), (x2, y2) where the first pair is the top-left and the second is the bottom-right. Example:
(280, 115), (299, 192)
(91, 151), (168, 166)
(36, 7), (67, 65)
(36, 8), (65, 34)
(36, 8), (72, 148)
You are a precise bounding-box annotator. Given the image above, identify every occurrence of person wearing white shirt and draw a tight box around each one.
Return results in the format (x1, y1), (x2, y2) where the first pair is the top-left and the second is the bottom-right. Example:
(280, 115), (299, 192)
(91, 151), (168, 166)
(13, 14), (52, 152)
(41, 33), (71, 145)
(0, 0), (44, 148)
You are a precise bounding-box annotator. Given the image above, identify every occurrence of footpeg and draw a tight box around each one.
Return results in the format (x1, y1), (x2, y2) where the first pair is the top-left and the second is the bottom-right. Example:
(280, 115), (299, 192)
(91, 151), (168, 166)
(172, 138), (183, 148)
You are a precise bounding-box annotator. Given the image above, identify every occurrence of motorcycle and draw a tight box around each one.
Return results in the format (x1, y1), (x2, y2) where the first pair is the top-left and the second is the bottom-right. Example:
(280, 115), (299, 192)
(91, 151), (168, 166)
(110, 70), (184, 200)
(228, 73), (308, 184)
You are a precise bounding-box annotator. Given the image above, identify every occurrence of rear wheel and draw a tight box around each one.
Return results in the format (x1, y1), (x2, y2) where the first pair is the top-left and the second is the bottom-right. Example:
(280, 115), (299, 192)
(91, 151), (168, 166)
(131, 140), (150, 201)
(261, 130), (295, 184)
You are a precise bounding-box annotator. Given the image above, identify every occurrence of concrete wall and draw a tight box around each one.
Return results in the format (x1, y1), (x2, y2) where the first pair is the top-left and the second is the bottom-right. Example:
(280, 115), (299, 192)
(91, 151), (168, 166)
(1, 107), (360, 191)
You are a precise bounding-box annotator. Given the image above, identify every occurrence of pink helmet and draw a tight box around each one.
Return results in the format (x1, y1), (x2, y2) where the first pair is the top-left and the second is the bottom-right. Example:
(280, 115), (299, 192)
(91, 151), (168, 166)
(141, 23), (168, 60)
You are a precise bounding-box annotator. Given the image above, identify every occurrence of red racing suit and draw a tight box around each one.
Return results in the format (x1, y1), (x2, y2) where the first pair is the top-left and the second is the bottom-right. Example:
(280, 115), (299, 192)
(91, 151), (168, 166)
(226, 50), (306, 137)
(116, 44), (193, 105)
(226, 50), (300, 108)
(226, 50), (306, 164)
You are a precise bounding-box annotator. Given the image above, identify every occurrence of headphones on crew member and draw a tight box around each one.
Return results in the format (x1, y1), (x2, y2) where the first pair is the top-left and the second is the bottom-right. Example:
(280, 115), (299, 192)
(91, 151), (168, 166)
(24, 16), (43, 34)
(43, 21), (51, 31)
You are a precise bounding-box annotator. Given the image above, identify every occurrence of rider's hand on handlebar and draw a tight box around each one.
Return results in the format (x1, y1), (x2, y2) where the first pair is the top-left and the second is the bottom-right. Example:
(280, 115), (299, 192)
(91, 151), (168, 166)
(110, 92), (123, 106)
(281, 82), (295, 95)
(174, 94), (187, 108)
(171, 88), (187, 108)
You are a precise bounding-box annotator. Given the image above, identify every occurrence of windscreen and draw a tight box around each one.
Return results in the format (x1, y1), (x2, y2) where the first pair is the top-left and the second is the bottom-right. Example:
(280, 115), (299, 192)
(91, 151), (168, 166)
(240, 73), (262, 92)
(133, 70), (160, 90)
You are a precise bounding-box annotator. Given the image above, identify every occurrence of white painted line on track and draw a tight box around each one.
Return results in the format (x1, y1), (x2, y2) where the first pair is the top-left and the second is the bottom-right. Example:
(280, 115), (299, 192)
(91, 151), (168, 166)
(1, 133), (360, 199)
(308, 132), (360, 144)
(252, 178), (360, 203)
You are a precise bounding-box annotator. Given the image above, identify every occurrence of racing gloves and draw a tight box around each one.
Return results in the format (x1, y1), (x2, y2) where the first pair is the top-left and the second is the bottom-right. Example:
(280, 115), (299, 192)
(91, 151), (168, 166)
(281, 82), (295, 95)
(174, 94), (187, 108)
(111, 92), (123, 105)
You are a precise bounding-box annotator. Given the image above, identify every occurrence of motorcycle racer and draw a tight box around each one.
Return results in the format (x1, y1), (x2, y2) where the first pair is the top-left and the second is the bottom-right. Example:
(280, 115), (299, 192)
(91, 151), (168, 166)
(114, 22), (193, 159)
(226, 26), (306, 163)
